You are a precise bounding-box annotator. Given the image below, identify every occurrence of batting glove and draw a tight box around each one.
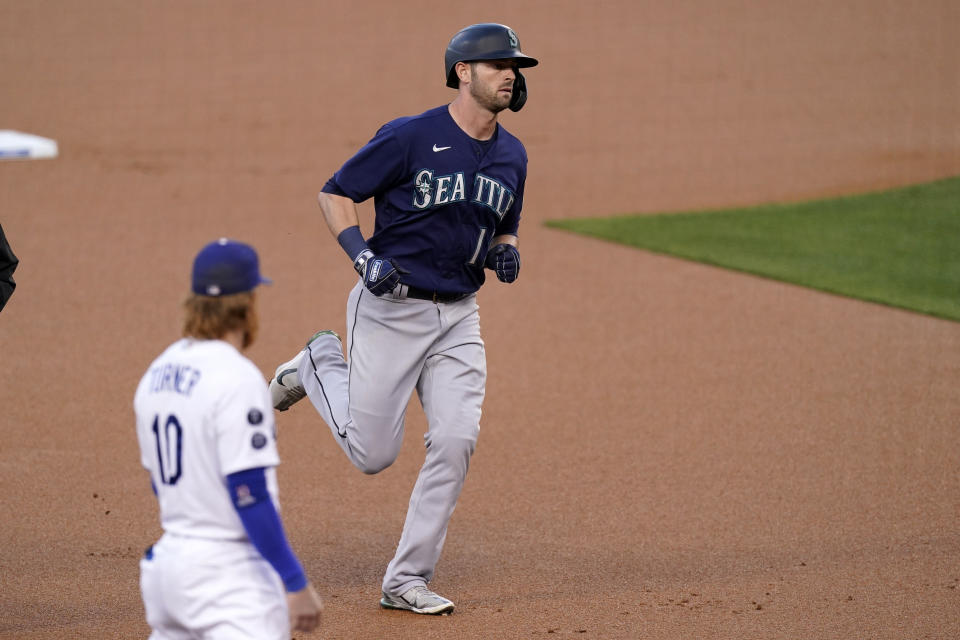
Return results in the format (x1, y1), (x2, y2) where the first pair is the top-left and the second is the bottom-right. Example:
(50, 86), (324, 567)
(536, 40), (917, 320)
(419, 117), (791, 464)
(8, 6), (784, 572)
(354, 250), (408, 297)
(484, 244), (521, 283)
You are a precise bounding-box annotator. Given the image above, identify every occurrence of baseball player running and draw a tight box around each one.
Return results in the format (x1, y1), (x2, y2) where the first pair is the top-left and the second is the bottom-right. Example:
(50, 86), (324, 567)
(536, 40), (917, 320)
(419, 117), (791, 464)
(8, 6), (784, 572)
(134, 238), (323, 638)
(269, 23), (537, 615)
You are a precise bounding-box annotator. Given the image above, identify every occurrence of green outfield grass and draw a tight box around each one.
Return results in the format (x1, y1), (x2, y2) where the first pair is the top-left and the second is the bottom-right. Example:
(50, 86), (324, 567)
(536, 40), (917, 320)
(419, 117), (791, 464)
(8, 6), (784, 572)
(547, 176), (960, 321)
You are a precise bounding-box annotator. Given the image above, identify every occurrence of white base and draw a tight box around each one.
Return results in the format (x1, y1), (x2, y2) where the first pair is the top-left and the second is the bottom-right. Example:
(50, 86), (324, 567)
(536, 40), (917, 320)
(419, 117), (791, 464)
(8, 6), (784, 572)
(0, 130), (58, 160)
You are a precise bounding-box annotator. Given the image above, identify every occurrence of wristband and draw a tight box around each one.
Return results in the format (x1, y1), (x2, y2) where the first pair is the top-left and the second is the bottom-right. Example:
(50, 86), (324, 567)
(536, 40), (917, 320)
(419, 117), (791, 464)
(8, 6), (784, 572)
(337, 226), (369, 262)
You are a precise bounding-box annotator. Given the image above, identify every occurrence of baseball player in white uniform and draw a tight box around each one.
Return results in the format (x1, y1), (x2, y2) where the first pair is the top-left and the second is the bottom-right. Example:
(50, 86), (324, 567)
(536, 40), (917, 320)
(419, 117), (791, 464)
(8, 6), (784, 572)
(134, 238), (323, 639)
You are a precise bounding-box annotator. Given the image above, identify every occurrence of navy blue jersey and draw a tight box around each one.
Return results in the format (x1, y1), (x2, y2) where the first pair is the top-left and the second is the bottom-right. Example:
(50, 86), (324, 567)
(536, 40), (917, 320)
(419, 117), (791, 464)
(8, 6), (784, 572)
(322, 105), (527, 294)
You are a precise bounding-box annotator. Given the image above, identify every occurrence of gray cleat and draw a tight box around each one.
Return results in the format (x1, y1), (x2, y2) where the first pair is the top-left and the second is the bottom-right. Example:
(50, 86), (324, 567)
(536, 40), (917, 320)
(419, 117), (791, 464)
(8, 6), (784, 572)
(380, 585), (455, 615)
(269, 330), (340, 411)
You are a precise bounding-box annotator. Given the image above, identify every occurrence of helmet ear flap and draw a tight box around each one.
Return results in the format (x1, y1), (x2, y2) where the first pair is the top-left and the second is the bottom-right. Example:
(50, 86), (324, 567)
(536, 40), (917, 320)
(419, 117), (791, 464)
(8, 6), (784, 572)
(509, 69), (527, 112)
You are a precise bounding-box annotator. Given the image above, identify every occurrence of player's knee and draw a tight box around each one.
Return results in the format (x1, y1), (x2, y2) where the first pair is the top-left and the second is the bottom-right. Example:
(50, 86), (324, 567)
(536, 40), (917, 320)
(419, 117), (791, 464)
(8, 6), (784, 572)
(356, 458), (391, 475)
(355, 448), (401, 474)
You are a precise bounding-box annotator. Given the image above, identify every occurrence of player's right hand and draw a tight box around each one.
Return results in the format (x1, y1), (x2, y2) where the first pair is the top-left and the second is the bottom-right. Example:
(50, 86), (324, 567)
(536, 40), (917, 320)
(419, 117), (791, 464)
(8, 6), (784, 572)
(287, 583), (323, 633)
(354, 249), (409, 296)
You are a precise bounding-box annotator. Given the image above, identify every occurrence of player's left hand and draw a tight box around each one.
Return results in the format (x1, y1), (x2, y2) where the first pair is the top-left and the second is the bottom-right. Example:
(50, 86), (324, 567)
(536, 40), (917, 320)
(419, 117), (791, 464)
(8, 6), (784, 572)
(287, 583), (323, 633)
(484, 244), (520, 283)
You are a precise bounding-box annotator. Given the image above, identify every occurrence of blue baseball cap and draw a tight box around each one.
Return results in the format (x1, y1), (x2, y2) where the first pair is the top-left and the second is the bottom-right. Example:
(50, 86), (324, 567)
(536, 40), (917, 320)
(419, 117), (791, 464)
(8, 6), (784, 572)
(191, 238), (272, 296)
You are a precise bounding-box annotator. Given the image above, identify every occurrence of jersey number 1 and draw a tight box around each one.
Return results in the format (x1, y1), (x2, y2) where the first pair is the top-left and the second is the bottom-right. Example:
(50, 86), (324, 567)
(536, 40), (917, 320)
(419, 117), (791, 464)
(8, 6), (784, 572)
(152, 414), (183, 485)
(468, 227), (488, 266)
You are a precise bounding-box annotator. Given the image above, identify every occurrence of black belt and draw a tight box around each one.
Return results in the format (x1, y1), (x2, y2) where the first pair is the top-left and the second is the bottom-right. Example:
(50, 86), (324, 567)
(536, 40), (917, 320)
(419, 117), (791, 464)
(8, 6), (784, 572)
(405, 286), (470, 303)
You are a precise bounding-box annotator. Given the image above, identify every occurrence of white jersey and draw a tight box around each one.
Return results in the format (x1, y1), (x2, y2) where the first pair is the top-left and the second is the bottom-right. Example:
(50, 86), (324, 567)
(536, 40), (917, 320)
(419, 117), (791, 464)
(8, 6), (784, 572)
(134, 338), (279, 540)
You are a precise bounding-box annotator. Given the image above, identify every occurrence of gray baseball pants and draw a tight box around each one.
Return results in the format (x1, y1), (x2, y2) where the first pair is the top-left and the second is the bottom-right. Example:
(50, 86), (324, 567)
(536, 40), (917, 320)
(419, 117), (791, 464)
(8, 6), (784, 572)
(299, 280), (486, 595)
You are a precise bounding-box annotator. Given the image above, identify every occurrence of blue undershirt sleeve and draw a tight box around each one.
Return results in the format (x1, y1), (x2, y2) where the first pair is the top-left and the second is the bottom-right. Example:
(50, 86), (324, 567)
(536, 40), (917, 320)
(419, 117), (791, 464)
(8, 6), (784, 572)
(227, 467), (307, 592)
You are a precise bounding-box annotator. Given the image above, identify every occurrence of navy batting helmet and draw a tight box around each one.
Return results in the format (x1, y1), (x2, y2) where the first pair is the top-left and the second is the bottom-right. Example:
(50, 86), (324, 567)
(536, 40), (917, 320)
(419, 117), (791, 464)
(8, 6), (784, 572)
(444, 23), (538, 111)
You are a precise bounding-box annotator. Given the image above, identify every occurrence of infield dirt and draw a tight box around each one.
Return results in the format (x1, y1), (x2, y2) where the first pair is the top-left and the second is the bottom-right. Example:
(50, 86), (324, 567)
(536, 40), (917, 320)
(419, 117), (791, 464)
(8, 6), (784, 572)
(1, 2), (959, 638)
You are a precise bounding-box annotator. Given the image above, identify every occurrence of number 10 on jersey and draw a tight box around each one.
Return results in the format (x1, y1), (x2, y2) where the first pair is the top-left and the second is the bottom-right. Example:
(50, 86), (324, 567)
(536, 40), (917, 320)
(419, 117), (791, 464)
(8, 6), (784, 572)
(152, 414), (183, 485)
